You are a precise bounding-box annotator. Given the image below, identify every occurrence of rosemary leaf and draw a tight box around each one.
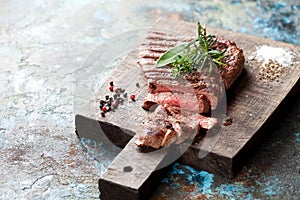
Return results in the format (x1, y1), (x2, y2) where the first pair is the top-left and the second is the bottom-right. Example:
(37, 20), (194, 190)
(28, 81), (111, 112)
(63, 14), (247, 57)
(156, 41), (195, 68)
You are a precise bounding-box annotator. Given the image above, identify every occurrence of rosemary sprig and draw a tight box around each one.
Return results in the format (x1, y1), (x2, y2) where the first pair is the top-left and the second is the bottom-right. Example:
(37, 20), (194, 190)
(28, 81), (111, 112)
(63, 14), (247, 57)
(156, 22), (227, 77)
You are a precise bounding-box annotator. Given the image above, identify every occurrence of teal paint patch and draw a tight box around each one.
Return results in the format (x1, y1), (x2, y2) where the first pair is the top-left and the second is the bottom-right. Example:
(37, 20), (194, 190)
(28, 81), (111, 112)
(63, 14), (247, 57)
(295, 132), (300, 143)
(162, 162), (284, 198)
(216, 183), (252, 200)
(262, 185), (276, 196)
(261, 177), (282, 196)
(184, 165), (214, 195)
(266, 177), (281, 197)
(168, 163), (185, 175)
(161, 177), (170, 184)
(165, 163), (215, 197)
(170, 183), (181, 189)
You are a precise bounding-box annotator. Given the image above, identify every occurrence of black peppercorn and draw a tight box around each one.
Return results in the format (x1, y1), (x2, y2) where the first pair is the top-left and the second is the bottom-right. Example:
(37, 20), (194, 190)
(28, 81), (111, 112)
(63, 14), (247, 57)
(113, 94), (118, 100)
(110, 81), (114, 86)
(105, 95), (109, 100)
(101, 112), (105, 117)
(114, 88), (120, 93)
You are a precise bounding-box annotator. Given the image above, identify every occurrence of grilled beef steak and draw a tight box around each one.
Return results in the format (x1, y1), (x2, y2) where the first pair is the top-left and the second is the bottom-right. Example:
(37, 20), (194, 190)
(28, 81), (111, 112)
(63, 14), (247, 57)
(135, 105), (217, 148)
(135, 31), (245, 149)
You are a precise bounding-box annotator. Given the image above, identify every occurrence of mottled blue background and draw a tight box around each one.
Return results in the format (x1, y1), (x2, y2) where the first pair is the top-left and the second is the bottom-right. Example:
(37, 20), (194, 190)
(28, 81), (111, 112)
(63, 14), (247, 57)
(0, 0), (299, 199)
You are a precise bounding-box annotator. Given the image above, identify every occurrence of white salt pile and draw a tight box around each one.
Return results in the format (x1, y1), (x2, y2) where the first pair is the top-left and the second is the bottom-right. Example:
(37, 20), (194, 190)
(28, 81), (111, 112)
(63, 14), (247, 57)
(249, 45), (295, 67)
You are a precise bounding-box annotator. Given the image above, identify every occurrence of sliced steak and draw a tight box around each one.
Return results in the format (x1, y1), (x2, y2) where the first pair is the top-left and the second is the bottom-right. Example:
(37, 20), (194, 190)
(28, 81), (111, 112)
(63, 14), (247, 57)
(135, 105), (217, 148)
(142, 92), (210, 114)
(135, 105), (173, 149)
(135, 31), (244, 149)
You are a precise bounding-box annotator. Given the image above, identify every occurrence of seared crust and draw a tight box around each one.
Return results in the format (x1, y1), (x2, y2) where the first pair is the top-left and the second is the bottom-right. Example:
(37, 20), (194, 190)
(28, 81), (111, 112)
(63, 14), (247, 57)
(138, 32), (245, 90)
(212, 37), (245, 90)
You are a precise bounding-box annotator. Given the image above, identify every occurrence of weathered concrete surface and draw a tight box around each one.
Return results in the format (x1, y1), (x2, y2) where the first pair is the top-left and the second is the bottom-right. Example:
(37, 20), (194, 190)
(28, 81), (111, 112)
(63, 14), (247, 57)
(0, 0), (299, 199)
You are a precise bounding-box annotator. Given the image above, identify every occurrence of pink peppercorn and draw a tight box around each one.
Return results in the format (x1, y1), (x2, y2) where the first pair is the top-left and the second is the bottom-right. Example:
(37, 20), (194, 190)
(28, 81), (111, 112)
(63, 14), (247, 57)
(130, 94), (135, 101)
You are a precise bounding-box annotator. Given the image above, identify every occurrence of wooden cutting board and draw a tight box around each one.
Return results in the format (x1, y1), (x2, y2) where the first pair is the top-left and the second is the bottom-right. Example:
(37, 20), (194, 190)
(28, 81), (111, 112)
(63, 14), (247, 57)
(75, 18), (300, 200)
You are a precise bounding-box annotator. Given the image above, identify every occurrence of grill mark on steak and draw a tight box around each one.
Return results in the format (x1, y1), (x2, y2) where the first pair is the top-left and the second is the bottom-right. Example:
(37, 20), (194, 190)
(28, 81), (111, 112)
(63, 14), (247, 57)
(146, 79), (208, 91)
(144, 77), (219, 109)
(145, 31), (192, 42)
(139, 46), (168, 53)
(140, 64), (171, 70)
(139, 32), (190, 54)
(141, 66), (223, 96)
(135, 30), (244, 149)
(140, 41), (178, 49)
(139, 51), (162, 60)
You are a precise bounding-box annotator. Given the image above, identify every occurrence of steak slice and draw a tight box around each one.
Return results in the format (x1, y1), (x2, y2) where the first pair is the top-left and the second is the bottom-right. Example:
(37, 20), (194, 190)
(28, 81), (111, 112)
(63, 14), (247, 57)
(142, 92), (210, 114)
(135, 105), (217, 148)
(135, 31), (244, 149)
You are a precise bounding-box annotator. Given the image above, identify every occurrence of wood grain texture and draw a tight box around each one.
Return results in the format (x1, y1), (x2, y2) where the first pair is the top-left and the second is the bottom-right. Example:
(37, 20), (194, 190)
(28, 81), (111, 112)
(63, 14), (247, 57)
(98, 136), (177, 200)
(76, 18), (300, 199)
